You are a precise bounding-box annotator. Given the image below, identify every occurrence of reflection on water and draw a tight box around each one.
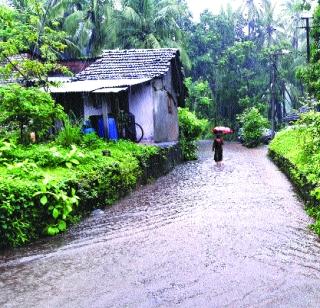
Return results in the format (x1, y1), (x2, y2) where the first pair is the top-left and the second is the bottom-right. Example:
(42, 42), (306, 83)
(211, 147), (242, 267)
(1, 141), (320, 307)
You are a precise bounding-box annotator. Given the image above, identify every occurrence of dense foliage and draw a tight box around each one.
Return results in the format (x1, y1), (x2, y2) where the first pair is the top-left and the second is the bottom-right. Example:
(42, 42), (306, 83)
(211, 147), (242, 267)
(0, 1), (69, 87)
(187, 1), (307, 130)
(269, 111), (320, 235)
(237, 107), (269, 147)
(178, 107), (207, 160)
(0, 85), (65, 143)
(297, 4), (320, 99)
(0, 135), (161, 248)
(184, 77), (215, 122)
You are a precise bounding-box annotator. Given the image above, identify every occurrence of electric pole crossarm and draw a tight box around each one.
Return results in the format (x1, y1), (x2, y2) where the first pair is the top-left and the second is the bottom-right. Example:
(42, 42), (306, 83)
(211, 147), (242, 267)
(300, 17), (312, 62)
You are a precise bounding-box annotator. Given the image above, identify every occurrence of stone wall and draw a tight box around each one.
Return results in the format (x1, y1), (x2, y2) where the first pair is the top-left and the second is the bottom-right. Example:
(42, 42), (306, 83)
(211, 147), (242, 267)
(140, 142), (182, 184)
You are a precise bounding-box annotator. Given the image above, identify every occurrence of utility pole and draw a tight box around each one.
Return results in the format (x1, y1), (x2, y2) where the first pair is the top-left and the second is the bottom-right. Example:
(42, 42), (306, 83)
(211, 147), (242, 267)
(300, 17), (312, 63)
(270, 54), (277, 133)
(269, 50), (290, 131)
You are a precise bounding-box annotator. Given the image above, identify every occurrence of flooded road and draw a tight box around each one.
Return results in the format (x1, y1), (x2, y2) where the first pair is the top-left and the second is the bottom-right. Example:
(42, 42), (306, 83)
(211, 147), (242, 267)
(1, 141), (320, 307)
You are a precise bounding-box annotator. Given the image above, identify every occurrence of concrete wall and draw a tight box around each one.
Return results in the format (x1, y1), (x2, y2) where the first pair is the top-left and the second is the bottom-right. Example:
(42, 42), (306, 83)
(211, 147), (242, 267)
(152, 68), (179, 143)
(128, 83), (154, 141)
(83, 94), (111, 120)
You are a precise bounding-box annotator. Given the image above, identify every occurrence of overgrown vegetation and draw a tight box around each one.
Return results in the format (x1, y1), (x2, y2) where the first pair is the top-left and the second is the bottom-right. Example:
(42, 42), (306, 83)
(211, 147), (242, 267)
(178, 107), (207, 160)
(0, 1), (70, 87)
(237, 107), (269, 147)
(0, 85), (65, 143)
(0, 134), (160, 248)
(269, 111), (320, 235)
(296, 4), (320, 99)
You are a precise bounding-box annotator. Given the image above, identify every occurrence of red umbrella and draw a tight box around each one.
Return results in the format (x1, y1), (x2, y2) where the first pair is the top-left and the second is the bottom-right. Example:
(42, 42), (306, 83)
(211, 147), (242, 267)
(212, 126), (233, 134)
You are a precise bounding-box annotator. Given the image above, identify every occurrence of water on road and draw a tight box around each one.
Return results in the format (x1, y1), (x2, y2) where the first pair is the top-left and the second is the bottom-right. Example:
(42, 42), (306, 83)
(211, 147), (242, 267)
(1, 141), (320, 307)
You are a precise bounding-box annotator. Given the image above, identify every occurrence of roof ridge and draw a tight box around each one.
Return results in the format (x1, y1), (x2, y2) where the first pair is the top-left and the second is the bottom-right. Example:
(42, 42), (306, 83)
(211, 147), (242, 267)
(76, 48), (181, 81)
(101, 48), (178, 53)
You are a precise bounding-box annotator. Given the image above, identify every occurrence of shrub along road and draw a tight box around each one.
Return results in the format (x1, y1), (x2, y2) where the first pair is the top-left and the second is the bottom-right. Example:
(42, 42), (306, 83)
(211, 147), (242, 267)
(1, 141), (320, 307)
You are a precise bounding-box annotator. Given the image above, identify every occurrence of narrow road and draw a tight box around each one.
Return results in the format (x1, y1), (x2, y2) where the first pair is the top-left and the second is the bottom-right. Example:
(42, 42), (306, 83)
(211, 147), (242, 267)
(1, 141), (320, 307)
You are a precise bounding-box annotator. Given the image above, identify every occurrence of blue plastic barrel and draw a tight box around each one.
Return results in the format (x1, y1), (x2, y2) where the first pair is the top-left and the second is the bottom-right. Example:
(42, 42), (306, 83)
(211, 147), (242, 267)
(108, 116), (118, 140)
(97, 116), (105, 137)
(83, 127), (95, 134)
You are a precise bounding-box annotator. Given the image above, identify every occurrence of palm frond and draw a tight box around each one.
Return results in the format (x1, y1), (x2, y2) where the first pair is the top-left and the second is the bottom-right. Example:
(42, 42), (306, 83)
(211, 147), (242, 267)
(122, 6), (142, 26)
(63, 10), (85, 34)
(144, 33), (161, 48)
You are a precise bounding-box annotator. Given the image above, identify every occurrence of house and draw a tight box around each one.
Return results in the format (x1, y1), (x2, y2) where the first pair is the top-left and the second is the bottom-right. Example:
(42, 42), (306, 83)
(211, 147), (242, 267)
(50, 48), (186, 143)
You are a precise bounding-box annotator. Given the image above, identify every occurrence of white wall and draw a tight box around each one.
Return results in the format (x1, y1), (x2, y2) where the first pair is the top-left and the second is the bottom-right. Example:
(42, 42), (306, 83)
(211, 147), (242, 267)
(129, 83), (154, 141)
(83, 94), (101, 120)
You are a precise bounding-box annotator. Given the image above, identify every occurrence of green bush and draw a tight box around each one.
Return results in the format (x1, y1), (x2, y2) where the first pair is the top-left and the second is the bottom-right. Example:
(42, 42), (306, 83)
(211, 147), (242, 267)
(269, 113), (320, 236)
(33, 178), (80, 236)
(0, 138), (161, 248)
(80, 132), (106, 149)
(0, 179), (42, 247)
(55, 117), (83, 147)
(0, 84), (65, 143)
(178, 107), (208, 160)
(184, 77), (215, 120)
(2, 142), (87, 168)
(238, 107), (269, 147)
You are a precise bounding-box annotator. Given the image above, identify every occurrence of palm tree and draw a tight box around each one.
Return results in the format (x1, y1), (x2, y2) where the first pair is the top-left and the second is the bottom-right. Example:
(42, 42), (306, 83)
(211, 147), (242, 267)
(14, 0), (117, 58)
(117, 0), (184, 48)
(239, 0), (287, 49)
(58, 0), (116, 57)
(239, 0), (262, 37)
(282, 0), (306, 50)
(260, 0), (285, 47)
(115, 0), (191, 68)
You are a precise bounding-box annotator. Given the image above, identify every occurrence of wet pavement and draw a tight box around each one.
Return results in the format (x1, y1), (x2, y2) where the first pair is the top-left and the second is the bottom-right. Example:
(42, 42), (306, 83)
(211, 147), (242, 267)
(1, 141), (320, 307)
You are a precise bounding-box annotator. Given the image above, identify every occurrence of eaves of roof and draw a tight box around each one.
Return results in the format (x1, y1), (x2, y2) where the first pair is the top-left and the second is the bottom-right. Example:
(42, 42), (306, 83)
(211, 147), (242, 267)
(49, 78), (151, 93)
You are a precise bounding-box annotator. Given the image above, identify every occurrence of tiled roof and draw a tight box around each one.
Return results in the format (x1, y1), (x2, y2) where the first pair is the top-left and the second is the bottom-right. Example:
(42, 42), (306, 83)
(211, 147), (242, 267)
(76, 48), (180, 81)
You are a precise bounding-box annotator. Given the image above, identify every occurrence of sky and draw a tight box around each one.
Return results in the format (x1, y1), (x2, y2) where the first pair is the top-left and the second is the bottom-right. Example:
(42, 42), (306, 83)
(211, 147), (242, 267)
(186, 0), (243, 20)
(186, 0), (317, 21)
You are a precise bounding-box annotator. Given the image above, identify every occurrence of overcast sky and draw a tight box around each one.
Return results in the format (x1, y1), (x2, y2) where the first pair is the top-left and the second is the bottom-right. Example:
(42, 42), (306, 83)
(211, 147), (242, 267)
(186, 0), (243, 19)
(185, 0), (306, 21)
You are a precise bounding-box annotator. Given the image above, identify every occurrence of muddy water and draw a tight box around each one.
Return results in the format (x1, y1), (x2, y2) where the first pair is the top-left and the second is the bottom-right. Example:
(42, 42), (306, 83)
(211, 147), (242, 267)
(1, 141), (320, 307)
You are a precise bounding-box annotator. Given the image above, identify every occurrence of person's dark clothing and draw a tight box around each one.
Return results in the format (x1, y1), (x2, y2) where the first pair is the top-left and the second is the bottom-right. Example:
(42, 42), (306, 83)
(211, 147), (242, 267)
(213, 137), (223, 162)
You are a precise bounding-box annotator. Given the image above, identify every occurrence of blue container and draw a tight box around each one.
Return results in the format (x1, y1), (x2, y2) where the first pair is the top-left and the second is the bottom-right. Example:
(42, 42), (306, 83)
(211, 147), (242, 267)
(83, 127), (95, 135)
(108, 116), (118, 140)
(97, 116), (105, 137)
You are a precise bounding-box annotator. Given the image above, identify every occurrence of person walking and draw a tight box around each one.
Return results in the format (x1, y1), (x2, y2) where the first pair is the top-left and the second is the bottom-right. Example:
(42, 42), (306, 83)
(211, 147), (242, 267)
(212, 134), (224, 166)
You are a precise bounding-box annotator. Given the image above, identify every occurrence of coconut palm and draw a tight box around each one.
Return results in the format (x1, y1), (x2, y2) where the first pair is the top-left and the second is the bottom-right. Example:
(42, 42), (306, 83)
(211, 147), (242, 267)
(260, 0), (286, 47)
(22, 0), (117, 57)
(117, 0), (184, 49)
(281, 0), (306, 50)
(57, 0), (116, 57)
(239, 0), (262, 37)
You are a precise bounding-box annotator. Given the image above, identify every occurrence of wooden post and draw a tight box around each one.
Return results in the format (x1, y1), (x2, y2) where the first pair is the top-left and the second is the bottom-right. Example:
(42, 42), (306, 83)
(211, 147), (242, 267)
(270, 54), (277, 132)
(271, 61), (276, 132)
(82, 93), (90, 119)
(102, 98), (109, 139)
